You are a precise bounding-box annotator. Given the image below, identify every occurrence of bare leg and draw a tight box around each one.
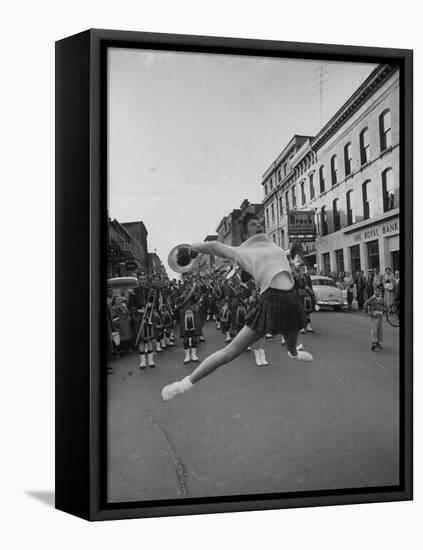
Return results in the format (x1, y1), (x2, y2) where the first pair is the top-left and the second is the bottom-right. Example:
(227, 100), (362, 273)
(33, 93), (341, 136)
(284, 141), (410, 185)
(161, 326), (263, 401)
(189, 325), (263, 384)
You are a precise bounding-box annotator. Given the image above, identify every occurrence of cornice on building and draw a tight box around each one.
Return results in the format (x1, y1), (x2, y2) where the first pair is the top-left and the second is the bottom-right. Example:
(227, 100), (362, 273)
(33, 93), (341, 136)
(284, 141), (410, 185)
(311, 64), (398, 152)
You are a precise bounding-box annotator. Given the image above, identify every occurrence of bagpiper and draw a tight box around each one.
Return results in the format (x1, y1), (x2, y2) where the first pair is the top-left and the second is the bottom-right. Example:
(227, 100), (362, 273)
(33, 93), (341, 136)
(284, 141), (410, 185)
(128, 276), (159, 368)
(175, 276), (202, 364)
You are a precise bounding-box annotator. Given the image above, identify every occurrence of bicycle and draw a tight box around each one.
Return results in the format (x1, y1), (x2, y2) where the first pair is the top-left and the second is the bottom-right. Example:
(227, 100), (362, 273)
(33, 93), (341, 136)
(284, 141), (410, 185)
(385, 300), (400, 328)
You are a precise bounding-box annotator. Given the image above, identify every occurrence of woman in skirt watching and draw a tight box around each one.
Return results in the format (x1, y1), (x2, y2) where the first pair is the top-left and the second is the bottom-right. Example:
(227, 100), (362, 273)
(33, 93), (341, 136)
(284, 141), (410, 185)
(161, 213), (312, 402)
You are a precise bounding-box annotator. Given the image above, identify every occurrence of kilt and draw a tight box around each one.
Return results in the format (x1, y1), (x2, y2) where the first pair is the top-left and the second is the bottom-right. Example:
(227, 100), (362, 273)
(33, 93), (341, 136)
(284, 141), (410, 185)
(245, 287), (306, 335)
(179, 305), (202, 338)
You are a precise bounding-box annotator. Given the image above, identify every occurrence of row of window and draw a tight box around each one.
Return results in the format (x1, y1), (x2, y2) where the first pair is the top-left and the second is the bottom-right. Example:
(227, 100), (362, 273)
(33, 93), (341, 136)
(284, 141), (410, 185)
(263, 109), (392, 201)
(265, 167), (395, 231)
(320, 168), (396, 236)
(321, 239), (383, 275)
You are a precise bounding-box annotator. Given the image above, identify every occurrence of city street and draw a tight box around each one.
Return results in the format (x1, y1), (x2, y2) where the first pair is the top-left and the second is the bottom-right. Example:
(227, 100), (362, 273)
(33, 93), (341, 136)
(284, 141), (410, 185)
(107, 311), (400, 503)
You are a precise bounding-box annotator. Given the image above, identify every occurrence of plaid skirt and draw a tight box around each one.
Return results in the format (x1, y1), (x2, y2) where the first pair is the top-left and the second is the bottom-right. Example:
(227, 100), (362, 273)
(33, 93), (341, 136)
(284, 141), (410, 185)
(245, 287), (306, 335)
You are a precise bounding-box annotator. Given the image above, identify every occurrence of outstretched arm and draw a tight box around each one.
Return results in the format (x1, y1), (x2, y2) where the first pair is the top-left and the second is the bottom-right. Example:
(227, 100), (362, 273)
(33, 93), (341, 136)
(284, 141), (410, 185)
(191, 241), (238, 262)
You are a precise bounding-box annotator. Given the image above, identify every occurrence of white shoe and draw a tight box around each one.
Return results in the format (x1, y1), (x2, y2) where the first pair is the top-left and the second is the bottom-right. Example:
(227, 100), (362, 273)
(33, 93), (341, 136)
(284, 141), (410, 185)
(225, 334), (232, 343)
(300, 329), (306, 334)
(288, 350), (313, 362)
(139, 355), (146, 369)
(191, 348), (200, 362)
(206, 314), (210, 321)
(161, 339), (167, 349)
(147, 353), (156, 367)
(297, 343), (304, 351)
(216, 322), (221, 330)
(183, 350), (191, 364)
(156, 342), (162, 352)
(161, 376), (193, 402)
(254, 349), (264, 366)
(281, 337), (285, 345)
(259, 348), (268, 366)
(306, 323), (314, 333)
(265, 333), (273, 339)
(166, 337), (175, 347)
(199, 336), (205, 342)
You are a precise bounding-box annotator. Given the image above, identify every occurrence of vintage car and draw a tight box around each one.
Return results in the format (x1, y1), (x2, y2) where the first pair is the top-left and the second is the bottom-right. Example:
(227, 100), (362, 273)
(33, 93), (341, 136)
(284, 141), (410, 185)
(310, 275), (346, 311)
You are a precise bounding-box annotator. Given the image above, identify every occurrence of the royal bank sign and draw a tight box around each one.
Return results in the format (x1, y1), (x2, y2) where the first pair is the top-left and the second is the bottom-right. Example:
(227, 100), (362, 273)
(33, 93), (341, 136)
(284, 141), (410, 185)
(288, 210), (316, 239)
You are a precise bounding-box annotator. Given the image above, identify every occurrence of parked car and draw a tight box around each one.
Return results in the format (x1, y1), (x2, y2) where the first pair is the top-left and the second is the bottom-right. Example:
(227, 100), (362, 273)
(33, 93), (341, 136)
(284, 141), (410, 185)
(311, 275), (346, 311)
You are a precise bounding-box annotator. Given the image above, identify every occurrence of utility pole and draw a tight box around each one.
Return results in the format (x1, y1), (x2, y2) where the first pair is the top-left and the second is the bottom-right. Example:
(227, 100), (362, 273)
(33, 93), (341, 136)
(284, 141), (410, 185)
(313, 64), (330, 128)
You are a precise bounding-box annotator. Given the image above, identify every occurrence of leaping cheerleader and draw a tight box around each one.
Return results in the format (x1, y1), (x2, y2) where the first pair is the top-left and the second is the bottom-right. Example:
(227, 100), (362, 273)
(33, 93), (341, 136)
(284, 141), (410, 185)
(161, 213), (313, 402)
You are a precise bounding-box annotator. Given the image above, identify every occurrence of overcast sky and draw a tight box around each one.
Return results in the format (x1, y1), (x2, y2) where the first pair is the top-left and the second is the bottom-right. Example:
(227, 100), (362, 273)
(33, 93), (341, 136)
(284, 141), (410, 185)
(108, 48), (377, 276)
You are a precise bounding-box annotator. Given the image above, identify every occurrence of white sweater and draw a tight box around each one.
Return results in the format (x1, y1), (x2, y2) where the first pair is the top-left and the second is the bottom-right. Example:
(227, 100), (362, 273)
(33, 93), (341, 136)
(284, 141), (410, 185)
(192, 234), (293, 294)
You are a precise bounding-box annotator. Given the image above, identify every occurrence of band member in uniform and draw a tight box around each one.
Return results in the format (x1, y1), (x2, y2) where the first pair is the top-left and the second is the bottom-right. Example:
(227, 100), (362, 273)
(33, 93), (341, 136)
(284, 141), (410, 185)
(162, 213), (312, 401)
(175, 276), (202, 364)
(128, 277), (158, 368)
(290, 243), (315, 334)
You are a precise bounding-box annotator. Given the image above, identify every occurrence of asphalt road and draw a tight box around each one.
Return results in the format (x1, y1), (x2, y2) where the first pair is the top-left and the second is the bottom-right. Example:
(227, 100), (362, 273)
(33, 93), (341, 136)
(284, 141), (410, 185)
(107, 311), (400, 503)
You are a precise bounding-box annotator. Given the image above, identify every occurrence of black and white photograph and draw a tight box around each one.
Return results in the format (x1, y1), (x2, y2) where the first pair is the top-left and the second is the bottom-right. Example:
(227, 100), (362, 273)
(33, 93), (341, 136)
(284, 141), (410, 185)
(106, 47), (401, 504)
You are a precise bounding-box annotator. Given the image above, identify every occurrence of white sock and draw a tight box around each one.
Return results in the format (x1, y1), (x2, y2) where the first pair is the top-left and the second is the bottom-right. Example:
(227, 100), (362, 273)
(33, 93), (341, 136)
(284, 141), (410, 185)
(161, 376), (194, 402)
(288, 350), (313, 362)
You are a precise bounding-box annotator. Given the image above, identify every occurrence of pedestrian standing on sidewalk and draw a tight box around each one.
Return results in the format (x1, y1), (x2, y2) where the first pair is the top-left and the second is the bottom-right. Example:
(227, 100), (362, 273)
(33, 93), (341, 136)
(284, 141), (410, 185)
(111, 296), (133, 354)
(364, 286), (385, 351)
(354, 270), (366, 311)
(383, 267), (395, 307)
(344, 271), (355, 311)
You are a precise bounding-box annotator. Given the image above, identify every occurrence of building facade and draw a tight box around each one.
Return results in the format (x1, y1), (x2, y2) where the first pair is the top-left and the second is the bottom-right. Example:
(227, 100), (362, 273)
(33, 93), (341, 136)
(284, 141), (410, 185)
(215, 199), (264, 266)
(261, 64), (400, 275)
(107, 218), (148, 277)
(261, 135), (314, 252)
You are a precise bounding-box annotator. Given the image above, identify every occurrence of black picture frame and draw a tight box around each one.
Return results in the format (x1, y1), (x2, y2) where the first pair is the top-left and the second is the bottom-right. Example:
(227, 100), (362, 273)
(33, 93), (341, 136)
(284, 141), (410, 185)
(55, 28), (413, 521)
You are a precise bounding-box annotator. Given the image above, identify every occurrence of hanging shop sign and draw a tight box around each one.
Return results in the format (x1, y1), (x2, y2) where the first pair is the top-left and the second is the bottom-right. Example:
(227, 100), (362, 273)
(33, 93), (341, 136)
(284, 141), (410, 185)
(287, 210), (316, 237)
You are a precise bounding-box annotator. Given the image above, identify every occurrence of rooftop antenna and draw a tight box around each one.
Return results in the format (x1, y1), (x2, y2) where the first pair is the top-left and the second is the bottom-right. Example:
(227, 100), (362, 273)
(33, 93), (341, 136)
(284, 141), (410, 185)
(313, 63), (330, 128)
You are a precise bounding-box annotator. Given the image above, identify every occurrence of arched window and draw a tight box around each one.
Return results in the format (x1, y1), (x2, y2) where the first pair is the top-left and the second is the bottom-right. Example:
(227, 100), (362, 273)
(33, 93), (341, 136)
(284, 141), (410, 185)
(319, 165), (325, 194)
(346, 190), (354, 225)
(382, 168), (395, 212)
(321, 206), (328, 235)
(333, 198), (341, 231)
(301, 181), (306, 205)
(309, 173), (315, 200)
(362, 180), (371, 219)
(291, 185), (297, 208)
(330, 155), (338, 185)
(379, 110), (392, 151)
(359, 128), (370, 165)
(344, 142), (352, 176)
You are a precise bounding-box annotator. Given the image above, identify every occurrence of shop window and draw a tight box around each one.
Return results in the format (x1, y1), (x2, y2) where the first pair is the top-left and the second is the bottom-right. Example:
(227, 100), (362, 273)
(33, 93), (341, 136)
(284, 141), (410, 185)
(350, 244), (361, 273)
(359, 128), (370, 165)
(346, 190), (355, 225)
(344, 142), (352, 176)
(379, 109), (392, 151)
(309, 173), (315, 200)
(382, 168), (395, 212)
(322, 252), (331, 274)
(319, 165), (325, 193)
(367, 240), (380, 270)
(331, 154), (338, 185)
(335, 249), (344, 273)
(333, 198), (341, 231)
